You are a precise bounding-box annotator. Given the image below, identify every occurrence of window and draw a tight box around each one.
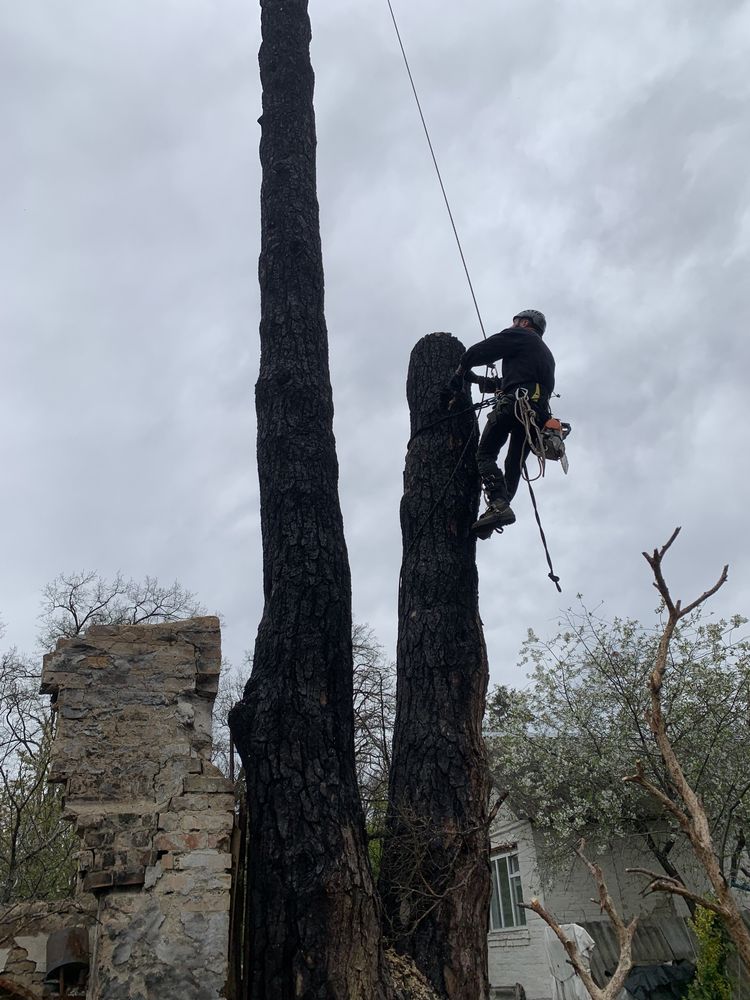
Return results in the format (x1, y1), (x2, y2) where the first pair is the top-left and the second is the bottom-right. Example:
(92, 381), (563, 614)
(489, 850), (526, 930)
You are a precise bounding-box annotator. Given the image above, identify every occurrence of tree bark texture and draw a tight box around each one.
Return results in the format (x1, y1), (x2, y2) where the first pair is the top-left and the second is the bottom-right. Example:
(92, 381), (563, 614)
(228, 3), (387, 996)
(379, 333), (491, 1000)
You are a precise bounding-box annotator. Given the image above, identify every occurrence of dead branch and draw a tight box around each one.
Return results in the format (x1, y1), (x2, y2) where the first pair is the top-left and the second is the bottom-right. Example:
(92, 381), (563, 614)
(624, 868), (724, 914)
(488, 791), (508, 827)
(381, 802), (491, 939)
(623, 761), (690, 832)
(522, 842), (637, 1000)
(628, 531), (750, 972)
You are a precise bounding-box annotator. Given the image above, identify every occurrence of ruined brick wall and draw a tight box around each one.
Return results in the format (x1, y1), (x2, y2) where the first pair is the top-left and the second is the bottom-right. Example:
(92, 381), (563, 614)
(0, 899), (96, 998)
(39, 616), (234, 1000)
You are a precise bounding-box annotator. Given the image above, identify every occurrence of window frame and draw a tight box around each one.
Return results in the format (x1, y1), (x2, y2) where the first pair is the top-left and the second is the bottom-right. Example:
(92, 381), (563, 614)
(489, 847), (526, 931)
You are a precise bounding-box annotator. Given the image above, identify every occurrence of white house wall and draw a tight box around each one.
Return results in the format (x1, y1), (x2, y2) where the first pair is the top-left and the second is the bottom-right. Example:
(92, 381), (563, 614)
(488, 810), (552, 1000)
(487, 807), (709, 1000)
(539, 832), (689, 926)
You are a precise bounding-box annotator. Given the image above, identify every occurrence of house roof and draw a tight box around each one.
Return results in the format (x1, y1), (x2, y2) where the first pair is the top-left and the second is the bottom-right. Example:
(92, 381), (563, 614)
(584, 917), (750, 999)
(583, 917), (695, 985)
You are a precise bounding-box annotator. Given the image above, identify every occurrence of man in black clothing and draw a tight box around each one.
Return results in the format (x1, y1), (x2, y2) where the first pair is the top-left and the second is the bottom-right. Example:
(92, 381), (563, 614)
(450, 309), (555, 538)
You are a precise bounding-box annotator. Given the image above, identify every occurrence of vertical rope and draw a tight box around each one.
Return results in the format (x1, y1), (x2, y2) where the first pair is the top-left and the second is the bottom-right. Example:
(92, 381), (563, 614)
(524, 466), (562, 592)
(385, 0), (487, 340)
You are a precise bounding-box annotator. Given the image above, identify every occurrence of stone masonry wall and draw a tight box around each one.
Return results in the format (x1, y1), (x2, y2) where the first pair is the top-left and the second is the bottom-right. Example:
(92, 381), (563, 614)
(0, 899), (96, 998)
(40, 616), (234, 1000)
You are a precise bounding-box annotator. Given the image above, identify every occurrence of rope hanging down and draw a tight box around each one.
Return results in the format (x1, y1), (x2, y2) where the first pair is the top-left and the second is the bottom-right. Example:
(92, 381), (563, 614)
(385, 0), (487, 341)
(524, 469), (562, 593)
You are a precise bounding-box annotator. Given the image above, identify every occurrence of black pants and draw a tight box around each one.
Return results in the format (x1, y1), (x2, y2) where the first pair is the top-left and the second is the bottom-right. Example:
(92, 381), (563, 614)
(476, 394), (547, 503)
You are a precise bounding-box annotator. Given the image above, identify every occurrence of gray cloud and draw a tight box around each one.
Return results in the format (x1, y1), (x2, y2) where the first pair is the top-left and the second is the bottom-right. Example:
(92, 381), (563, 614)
(1, 1), (748, 693)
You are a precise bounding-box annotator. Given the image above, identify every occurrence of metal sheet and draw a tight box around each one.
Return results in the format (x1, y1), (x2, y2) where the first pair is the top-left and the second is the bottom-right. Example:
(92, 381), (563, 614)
(44, 927), (89, 983)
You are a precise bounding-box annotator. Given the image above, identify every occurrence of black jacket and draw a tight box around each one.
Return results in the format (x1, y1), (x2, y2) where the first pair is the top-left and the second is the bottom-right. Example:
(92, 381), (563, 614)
(459, 325), (555, 397)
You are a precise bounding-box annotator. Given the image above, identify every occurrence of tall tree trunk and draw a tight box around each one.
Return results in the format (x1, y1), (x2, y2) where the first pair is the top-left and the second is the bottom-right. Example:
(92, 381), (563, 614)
(379, 333), (491, 1000)
(228, 2), (387, 996)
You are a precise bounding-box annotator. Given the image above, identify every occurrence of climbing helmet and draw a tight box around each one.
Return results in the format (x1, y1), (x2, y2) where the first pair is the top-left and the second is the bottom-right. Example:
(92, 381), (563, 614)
(513, 309), (547, 335)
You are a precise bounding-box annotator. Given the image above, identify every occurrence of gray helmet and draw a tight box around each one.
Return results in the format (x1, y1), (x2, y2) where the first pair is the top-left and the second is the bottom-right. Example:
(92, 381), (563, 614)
(514, 309), (546, 335)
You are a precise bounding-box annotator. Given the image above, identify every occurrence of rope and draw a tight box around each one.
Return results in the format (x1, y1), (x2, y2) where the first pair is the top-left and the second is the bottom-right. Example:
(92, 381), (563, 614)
(407, 395), (496, 448)
(513, 390), (546, 483)
(385, 0), (487, 340)
(524, 468), (562, 593)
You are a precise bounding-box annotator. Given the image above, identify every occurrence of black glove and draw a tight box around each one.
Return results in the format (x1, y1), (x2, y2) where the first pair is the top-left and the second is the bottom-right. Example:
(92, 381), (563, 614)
(447, 372), (465, 393)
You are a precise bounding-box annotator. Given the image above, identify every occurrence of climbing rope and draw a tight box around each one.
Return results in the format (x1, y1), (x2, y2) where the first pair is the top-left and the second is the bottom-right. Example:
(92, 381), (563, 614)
(510, 389), (562, 590)
(407, 395), (496, 448)
(385, 0), (487, 341)
(513, 389), (546, 483)
(524, 470), (562, 593)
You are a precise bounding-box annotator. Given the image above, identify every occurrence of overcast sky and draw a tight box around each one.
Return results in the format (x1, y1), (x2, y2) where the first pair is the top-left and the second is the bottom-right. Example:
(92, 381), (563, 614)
(2, 0), (749, 694)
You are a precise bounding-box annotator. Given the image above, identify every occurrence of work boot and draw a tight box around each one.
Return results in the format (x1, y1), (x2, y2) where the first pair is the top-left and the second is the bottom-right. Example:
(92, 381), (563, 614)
(471, 500), (516, 540)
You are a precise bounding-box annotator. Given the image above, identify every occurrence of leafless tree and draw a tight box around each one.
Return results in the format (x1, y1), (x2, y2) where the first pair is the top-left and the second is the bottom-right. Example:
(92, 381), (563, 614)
(211, 656), (249, 779)
(524, 841), (637, 1000)
(352, 624), (395, 829)
(0, 639), (75, 903)
(226, 1), (389, 992)
(623, 528), (750, 971)
(38, 570), (204, 651)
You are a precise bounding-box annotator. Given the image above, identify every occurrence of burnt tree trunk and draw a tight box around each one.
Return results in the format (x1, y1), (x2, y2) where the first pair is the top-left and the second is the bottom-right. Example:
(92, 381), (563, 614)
(379, 332), (491, 1000)
(228, 2), (388, 996)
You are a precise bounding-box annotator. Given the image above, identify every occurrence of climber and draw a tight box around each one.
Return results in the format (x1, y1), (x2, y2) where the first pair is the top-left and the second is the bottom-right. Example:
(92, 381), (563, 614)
(448, 309), (555, 539)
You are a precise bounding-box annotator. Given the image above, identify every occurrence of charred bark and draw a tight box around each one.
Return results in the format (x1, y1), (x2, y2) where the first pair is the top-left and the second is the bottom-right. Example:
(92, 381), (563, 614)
(228, 2), (387, 996)
(379, 333), (492, 999)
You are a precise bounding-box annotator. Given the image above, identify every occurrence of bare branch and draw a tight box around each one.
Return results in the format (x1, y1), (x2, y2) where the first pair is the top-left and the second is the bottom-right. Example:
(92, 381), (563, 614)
(623, 762), (690, 832)
(634, 533), (750, 971)
(625, 868), (725, 914)
(524, 886), (636, 1000)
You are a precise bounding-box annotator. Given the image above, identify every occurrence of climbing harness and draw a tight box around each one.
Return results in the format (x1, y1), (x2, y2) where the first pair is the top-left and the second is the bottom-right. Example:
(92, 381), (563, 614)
(512, 388), (572, 481)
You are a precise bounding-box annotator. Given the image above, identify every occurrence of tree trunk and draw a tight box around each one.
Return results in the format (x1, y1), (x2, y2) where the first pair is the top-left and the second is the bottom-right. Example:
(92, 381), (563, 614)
(228, 2), (387, 996)
(379, 333), (491, 1000)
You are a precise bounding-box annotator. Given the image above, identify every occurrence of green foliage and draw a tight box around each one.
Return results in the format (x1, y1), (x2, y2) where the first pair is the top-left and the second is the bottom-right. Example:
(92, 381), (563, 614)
(686, 906), (733, 1000)
(486, 602), (750, 879)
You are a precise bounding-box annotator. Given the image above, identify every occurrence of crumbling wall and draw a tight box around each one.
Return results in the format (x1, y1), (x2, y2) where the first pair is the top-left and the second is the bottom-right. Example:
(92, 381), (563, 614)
(39, 616), (234, 1000)
(0, 899), (96, 998)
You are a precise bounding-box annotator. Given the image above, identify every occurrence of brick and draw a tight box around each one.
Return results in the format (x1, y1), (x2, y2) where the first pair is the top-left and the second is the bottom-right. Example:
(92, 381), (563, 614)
(182, 775), (233, 795)
(179, 812), (233, 834)
(154, 831), (208, 853)
(83, 871), (114, 893)
(113, 868), (146, 888)
(174, 851), (232, 873)
(170, 792), (235, 813)
(77, 850), (94, 872)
